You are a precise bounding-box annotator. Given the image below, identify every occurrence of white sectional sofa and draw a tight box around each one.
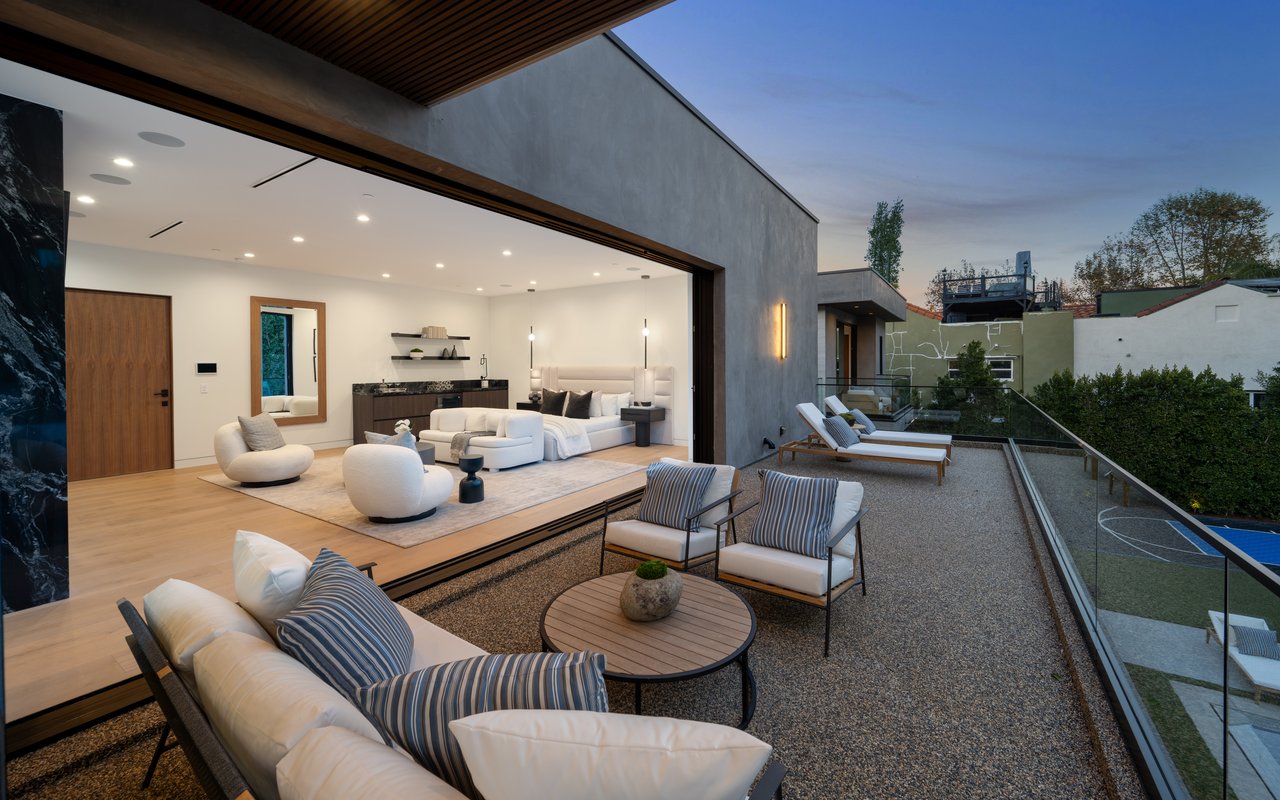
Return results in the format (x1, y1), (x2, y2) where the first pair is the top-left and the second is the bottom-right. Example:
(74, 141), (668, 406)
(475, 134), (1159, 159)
(261, 395), (318, 417)
(419, 407), (543, 471)
(120, 531), (783, 800)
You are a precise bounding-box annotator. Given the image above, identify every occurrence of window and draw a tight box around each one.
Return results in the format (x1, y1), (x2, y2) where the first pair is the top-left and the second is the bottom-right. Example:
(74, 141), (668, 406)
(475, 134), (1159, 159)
(947, 358), (1014, 381)
(260, 311), (293, 395)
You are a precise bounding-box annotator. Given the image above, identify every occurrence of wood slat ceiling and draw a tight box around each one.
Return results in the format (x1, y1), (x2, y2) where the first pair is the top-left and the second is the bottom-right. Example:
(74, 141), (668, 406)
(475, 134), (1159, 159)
(202, 0), (673, 105)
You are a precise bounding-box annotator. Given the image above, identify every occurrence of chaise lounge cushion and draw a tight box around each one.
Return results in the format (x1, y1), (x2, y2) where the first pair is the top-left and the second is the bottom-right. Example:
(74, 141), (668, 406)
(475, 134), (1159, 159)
(277, 726), (466, 800)
(450, 709), (773, 800)
(143, 579), (272, 678)
(194, 631), (383, 800)
(233, 530), (312, 632)
(276, 549), (414, 699)
(356, 651), (608, 799)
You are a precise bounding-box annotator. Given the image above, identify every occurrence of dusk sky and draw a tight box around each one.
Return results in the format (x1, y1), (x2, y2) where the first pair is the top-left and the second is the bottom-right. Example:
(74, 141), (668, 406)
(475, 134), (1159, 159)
(616, 1), (1280, 304)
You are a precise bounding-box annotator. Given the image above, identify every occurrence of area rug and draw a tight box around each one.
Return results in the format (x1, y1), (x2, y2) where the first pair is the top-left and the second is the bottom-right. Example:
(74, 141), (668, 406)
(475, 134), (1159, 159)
(199, 454), (644, 548)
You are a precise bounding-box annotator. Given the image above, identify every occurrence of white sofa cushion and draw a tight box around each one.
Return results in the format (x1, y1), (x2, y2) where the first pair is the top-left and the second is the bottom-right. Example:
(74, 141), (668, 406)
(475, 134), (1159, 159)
(261, 395), (289, 413)
(605, 519), (720, 563)
(450, 710), (772, 800)
(396, 605), (488, 670)
(829, 481), (865, 559)
(659, 457), (736, 528)
(718, 543), (855, 597)
(277, 726), (465, 800)
(193, 631), (382, 800)
(233, 530), (312, 632)
(143, 578), (271, 677)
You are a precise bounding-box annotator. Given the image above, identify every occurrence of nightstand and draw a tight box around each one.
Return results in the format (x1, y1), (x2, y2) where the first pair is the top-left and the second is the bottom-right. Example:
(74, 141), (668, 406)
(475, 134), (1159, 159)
(620, 406), (666, 447)
(516, 402), (541, 411)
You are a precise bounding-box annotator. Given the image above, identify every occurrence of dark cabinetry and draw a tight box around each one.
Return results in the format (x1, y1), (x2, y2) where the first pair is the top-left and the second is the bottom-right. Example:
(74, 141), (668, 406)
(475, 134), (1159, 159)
(352, 388), (508, 442)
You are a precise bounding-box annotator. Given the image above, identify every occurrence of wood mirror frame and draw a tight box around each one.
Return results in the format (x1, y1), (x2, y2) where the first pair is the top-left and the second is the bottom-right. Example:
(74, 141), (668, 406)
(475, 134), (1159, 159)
(249, 296), (327, 426)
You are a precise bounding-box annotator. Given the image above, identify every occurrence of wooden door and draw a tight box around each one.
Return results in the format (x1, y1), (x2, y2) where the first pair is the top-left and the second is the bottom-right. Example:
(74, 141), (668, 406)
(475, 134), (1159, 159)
(66, 289), (173, 480)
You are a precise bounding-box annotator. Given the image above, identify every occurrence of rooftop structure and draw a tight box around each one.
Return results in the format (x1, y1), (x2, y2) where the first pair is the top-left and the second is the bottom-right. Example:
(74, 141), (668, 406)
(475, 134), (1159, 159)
(940, 250), (1064, 323)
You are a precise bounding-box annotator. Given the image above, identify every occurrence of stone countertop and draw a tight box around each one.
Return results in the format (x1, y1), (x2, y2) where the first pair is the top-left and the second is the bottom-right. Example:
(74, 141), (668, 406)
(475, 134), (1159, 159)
(352, 380), (508, 396)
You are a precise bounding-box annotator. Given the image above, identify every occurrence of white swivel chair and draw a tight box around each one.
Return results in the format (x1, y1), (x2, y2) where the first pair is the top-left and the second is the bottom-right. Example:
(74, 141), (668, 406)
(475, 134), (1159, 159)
(343, 444), (452, 523)
(213, 422), (314, 487)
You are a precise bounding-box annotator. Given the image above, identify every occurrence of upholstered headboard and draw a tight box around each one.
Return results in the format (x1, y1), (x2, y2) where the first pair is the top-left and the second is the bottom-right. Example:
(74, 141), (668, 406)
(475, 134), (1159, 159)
(530, 365), (674, 411)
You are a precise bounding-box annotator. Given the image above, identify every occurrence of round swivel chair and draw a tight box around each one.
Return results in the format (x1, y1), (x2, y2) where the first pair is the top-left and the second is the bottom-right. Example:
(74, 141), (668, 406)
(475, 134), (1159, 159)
(213, 422), (314, 487)
(342, 444), (452, 523)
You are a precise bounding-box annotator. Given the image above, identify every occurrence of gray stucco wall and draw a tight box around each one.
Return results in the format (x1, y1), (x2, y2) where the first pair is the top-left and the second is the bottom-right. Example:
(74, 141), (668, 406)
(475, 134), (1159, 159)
(422, 36), (818, 466)
(6, 3), (818, 466)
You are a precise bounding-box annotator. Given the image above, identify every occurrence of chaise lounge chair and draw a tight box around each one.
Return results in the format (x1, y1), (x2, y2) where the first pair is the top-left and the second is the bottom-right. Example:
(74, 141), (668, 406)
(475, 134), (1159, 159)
(823, 395), (953, 462)
(1206, 611), (1280, 702)
(780, 403), (947, 485)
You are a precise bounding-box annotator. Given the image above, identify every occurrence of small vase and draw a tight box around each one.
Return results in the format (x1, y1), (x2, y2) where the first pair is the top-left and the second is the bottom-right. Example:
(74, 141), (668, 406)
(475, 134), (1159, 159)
(620, 570), (683, 622)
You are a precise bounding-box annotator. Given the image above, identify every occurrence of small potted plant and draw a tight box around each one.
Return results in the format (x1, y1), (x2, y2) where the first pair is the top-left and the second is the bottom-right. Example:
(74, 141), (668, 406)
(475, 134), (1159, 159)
(620, 559), (683, 622)
(408, 347), (425, 360)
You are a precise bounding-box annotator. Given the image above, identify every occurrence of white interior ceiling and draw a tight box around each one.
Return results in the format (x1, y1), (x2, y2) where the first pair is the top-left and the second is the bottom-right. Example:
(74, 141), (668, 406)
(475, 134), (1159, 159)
(1, 58), (679, 295)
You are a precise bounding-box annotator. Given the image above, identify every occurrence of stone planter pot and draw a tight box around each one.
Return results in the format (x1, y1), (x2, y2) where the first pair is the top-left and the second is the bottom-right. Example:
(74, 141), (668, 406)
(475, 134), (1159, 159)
(620, 570), (683, 622)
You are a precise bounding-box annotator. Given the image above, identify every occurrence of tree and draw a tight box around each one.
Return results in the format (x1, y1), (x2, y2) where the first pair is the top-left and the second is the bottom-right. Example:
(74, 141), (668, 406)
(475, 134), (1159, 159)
(1072, 189), (1273, 296)
(865, 198), (905, 287)
(1256, 363), (1280, 412)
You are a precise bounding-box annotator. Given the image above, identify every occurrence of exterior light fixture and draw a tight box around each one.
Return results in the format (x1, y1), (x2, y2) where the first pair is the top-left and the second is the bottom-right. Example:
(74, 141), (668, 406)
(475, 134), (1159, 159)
(775, 302), (788, 360)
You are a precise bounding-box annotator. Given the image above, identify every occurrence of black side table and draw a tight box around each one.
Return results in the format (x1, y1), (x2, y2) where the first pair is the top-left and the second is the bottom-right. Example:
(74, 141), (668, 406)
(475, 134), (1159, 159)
(620, 406), (666, 447)
(515, 402), (541, 411)
(458, 455), (484, 503)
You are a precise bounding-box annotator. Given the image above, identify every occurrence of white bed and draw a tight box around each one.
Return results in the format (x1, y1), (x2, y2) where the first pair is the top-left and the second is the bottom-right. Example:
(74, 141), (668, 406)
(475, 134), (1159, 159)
(532, 365), (674, 460)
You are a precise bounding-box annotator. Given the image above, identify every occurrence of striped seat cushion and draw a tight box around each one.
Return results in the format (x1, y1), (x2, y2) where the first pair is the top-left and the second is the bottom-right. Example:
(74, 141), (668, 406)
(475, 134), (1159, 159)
(355, 651), (608, 799)
(823, 414), (860, 448)
(750, 471), (839, 560)
(276, 548), (414, 699)
(635, 462), (717, 531)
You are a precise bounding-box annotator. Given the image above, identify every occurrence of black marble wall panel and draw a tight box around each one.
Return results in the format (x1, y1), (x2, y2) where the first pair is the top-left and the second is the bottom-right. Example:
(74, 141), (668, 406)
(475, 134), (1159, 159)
(0, 94), (69, 612)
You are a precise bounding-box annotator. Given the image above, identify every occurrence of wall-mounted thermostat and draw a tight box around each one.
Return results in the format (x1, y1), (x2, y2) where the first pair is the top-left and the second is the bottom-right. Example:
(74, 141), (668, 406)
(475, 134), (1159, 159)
(196, 363), (217, 374)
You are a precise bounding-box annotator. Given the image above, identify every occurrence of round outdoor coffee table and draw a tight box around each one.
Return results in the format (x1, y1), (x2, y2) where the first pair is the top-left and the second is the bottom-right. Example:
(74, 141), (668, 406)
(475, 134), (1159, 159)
(540, 572), (757, 728)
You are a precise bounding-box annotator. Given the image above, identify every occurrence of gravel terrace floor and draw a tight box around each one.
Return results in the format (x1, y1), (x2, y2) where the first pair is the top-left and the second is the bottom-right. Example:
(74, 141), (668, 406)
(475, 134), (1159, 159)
(9, 444), (1133, 799)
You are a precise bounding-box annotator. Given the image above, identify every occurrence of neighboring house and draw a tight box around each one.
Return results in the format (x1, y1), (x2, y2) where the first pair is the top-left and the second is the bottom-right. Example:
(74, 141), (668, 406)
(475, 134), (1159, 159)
(1075, 280), (1280, 393)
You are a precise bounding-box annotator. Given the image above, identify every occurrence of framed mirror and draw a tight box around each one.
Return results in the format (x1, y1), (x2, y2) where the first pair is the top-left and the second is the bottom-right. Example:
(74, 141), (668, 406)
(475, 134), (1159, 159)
(249, 296), (326, 425)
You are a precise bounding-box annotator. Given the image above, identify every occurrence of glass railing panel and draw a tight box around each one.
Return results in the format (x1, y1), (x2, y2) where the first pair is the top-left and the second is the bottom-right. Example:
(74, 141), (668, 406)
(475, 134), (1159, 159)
(1224, 562), (1280, 800)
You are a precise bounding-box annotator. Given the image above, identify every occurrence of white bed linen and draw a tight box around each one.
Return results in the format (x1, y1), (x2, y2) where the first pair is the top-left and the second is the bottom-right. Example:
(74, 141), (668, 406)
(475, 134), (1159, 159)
(541, 415), (591, 460)
(582, 415), (625, 433)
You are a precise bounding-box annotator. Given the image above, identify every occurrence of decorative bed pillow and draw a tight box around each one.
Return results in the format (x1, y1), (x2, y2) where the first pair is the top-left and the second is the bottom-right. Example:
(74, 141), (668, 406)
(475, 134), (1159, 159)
(233, 530), (312, 631)
(1232, 625), (1280, 659)
(365, 430), (416, 449)
(238, 412), (286, 451)
(848, 407), (878, 434)
(635, 462), (717, 530)
(588, 391), (603, 417)
(565, 390), (593, 419)
(750, 470), (839, 559)
(823, 414), (860, 448)
(450, 710), (772, 800)
(355, 651), (608, 799)
(540, 389), (568, 416)
(599, 393), (620, 416)
(276, 548), (414, 699)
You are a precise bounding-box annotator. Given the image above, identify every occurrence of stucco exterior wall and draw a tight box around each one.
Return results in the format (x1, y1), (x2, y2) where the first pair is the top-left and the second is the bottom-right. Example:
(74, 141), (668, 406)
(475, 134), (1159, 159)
(1022, 311), (1074, 392)
(885, 313), (1026, 390)
(1074, 285), (1280, 390)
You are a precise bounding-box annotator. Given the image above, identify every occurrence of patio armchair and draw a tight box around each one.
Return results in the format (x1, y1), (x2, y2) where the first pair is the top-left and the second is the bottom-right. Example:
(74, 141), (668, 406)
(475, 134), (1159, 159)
(600, 458), (742, 573)
(824, 395), (953, 462)
(714, 470), (868, 657)
(781, 403), (947, 484)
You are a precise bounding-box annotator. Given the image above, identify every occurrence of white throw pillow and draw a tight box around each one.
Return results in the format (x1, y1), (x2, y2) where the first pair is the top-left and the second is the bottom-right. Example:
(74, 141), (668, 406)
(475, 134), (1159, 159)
(599, 393), (620, 416)
(588, 391), (603, 418)
(278, 726), (464, 800)
(194, 632), (382, 800)
(449, 710), (772, 800)
(464, 408), (489, 431)
(143, 578), (271, 676)
(233, 530), (312, 632)
(829, 481), (865, 558)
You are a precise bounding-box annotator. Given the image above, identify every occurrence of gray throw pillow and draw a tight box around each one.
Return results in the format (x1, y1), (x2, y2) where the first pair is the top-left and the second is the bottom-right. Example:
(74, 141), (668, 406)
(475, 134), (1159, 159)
(365, 430), (416, 450)
(849, 408), (878, 434)
(823, 414), (860, 448)
(238, 412), (286, 451)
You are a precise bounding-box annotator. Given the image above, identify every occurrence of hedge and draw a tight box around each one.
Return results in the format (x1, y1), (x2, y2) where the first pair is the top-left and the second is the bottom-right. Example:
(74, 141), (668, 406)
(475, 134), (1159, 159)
(1030, 366), (1280, 519)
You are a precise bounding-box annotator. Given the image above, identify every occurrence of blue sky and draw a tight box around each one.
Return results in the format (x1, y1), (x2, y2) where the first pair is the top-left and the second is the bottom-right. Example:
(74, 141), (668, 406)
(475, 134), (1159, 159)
(615, 1), (1280, 304)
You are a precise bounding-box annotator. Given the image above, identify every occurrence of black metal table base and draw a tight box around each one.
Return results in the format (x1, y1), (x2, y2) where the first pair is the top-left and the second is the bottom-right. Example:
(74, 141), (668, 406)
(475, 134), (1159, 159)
(627, 650), (757, 729)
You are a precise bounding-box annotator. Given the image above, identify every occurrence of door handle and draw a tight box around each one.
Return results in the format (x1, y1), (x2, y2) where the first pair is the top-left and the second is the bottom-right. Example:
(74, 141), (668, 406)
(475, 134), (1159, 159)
(154, 389), (169, 398)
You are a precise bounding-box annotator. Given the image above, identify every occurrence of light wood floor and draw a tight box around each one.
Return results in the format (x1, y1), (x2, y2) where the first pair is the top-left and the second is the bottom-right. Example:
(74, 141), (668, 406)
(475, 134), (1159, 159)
(3, 444), (686, 723)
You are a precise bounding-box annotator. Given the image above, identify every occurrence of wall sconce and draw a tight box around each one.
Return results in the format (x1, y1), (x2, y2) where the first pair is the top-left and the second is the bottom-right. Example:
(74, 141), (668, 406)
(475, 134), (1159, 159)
(775, 302), (788, 360)
(642, 317), (649, 368)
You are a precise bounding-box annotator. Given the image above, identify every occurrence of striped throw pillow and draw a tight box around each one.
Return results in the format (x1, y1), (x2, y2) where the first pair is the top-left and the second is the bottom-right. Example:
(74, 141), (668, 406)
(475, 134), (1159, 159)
(823, 414), (860, 448)
(849, 407), (878, 434)
(355, 651), (608, 799)
(750, 471), (839, 559)
(635, 462), (717, 530)
(1232, 625), (1280, 659)
(276, 548), (413, 699)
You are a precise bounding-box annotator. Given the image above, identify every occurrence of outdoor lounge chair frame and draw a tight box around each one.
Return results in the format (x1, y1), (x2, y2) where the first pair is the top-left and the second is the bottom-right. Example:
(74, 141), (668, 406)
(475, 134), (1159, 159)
(599, 473), (744, 573)
(780, 407), (946, 485)
(714, 487), (868, 657)
(823, 395), (954, 462)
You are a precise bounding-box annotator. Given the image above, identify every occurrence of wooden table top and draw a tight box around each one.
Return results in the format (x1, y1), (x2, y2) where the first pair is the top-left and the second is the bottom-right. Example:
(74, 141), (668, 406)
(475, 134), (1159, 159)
(540, 572), (755, 680)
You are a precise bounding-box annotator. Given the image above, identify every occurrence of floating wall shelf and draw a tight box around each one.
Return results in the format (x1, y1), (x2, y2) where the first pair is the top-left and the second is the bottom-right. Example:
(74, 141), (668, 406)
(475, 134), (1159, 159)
(391, 332), (470, 340)
(392, 355), (471, 361)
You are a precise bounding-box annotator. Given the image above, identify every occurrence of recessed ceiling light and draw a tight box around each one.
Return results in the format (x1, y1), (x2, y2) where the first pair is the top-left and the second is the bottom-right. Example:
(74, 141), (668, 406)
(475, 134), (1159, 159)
(499, 283), (512, 288)
(356, 213), (370, 223)
(381, 273), (390, 278)
(292, 235), (305, 243)
(435, 262), (444, 269)
(91, 173), (130, 185)
(76, 195), (95, 204)
(113, 157), (134, 167)
(502, 249), (512, 256)
(138, 131), (185, 147)
(626, 267), (641, 272)
(529, 280), (537, 285)
(593, 272), (600, 277)
(244, 252), (255, 258)
(476, 287), (484, 292)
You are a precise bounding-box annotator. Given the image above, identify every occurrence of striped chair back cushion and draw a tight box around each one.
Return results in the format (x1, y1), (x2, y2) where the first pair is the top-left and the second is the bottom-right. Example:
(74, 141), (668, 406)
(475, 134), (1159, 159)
(276, 548), (414, 699)
(1232, 625), (1280, 659)
(822, 414), (860, 448)
(750, 470), (839, 560)
(635, 462), (717, 530)
(355, 651), (608, 799)
(849, 407), (878, 434)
